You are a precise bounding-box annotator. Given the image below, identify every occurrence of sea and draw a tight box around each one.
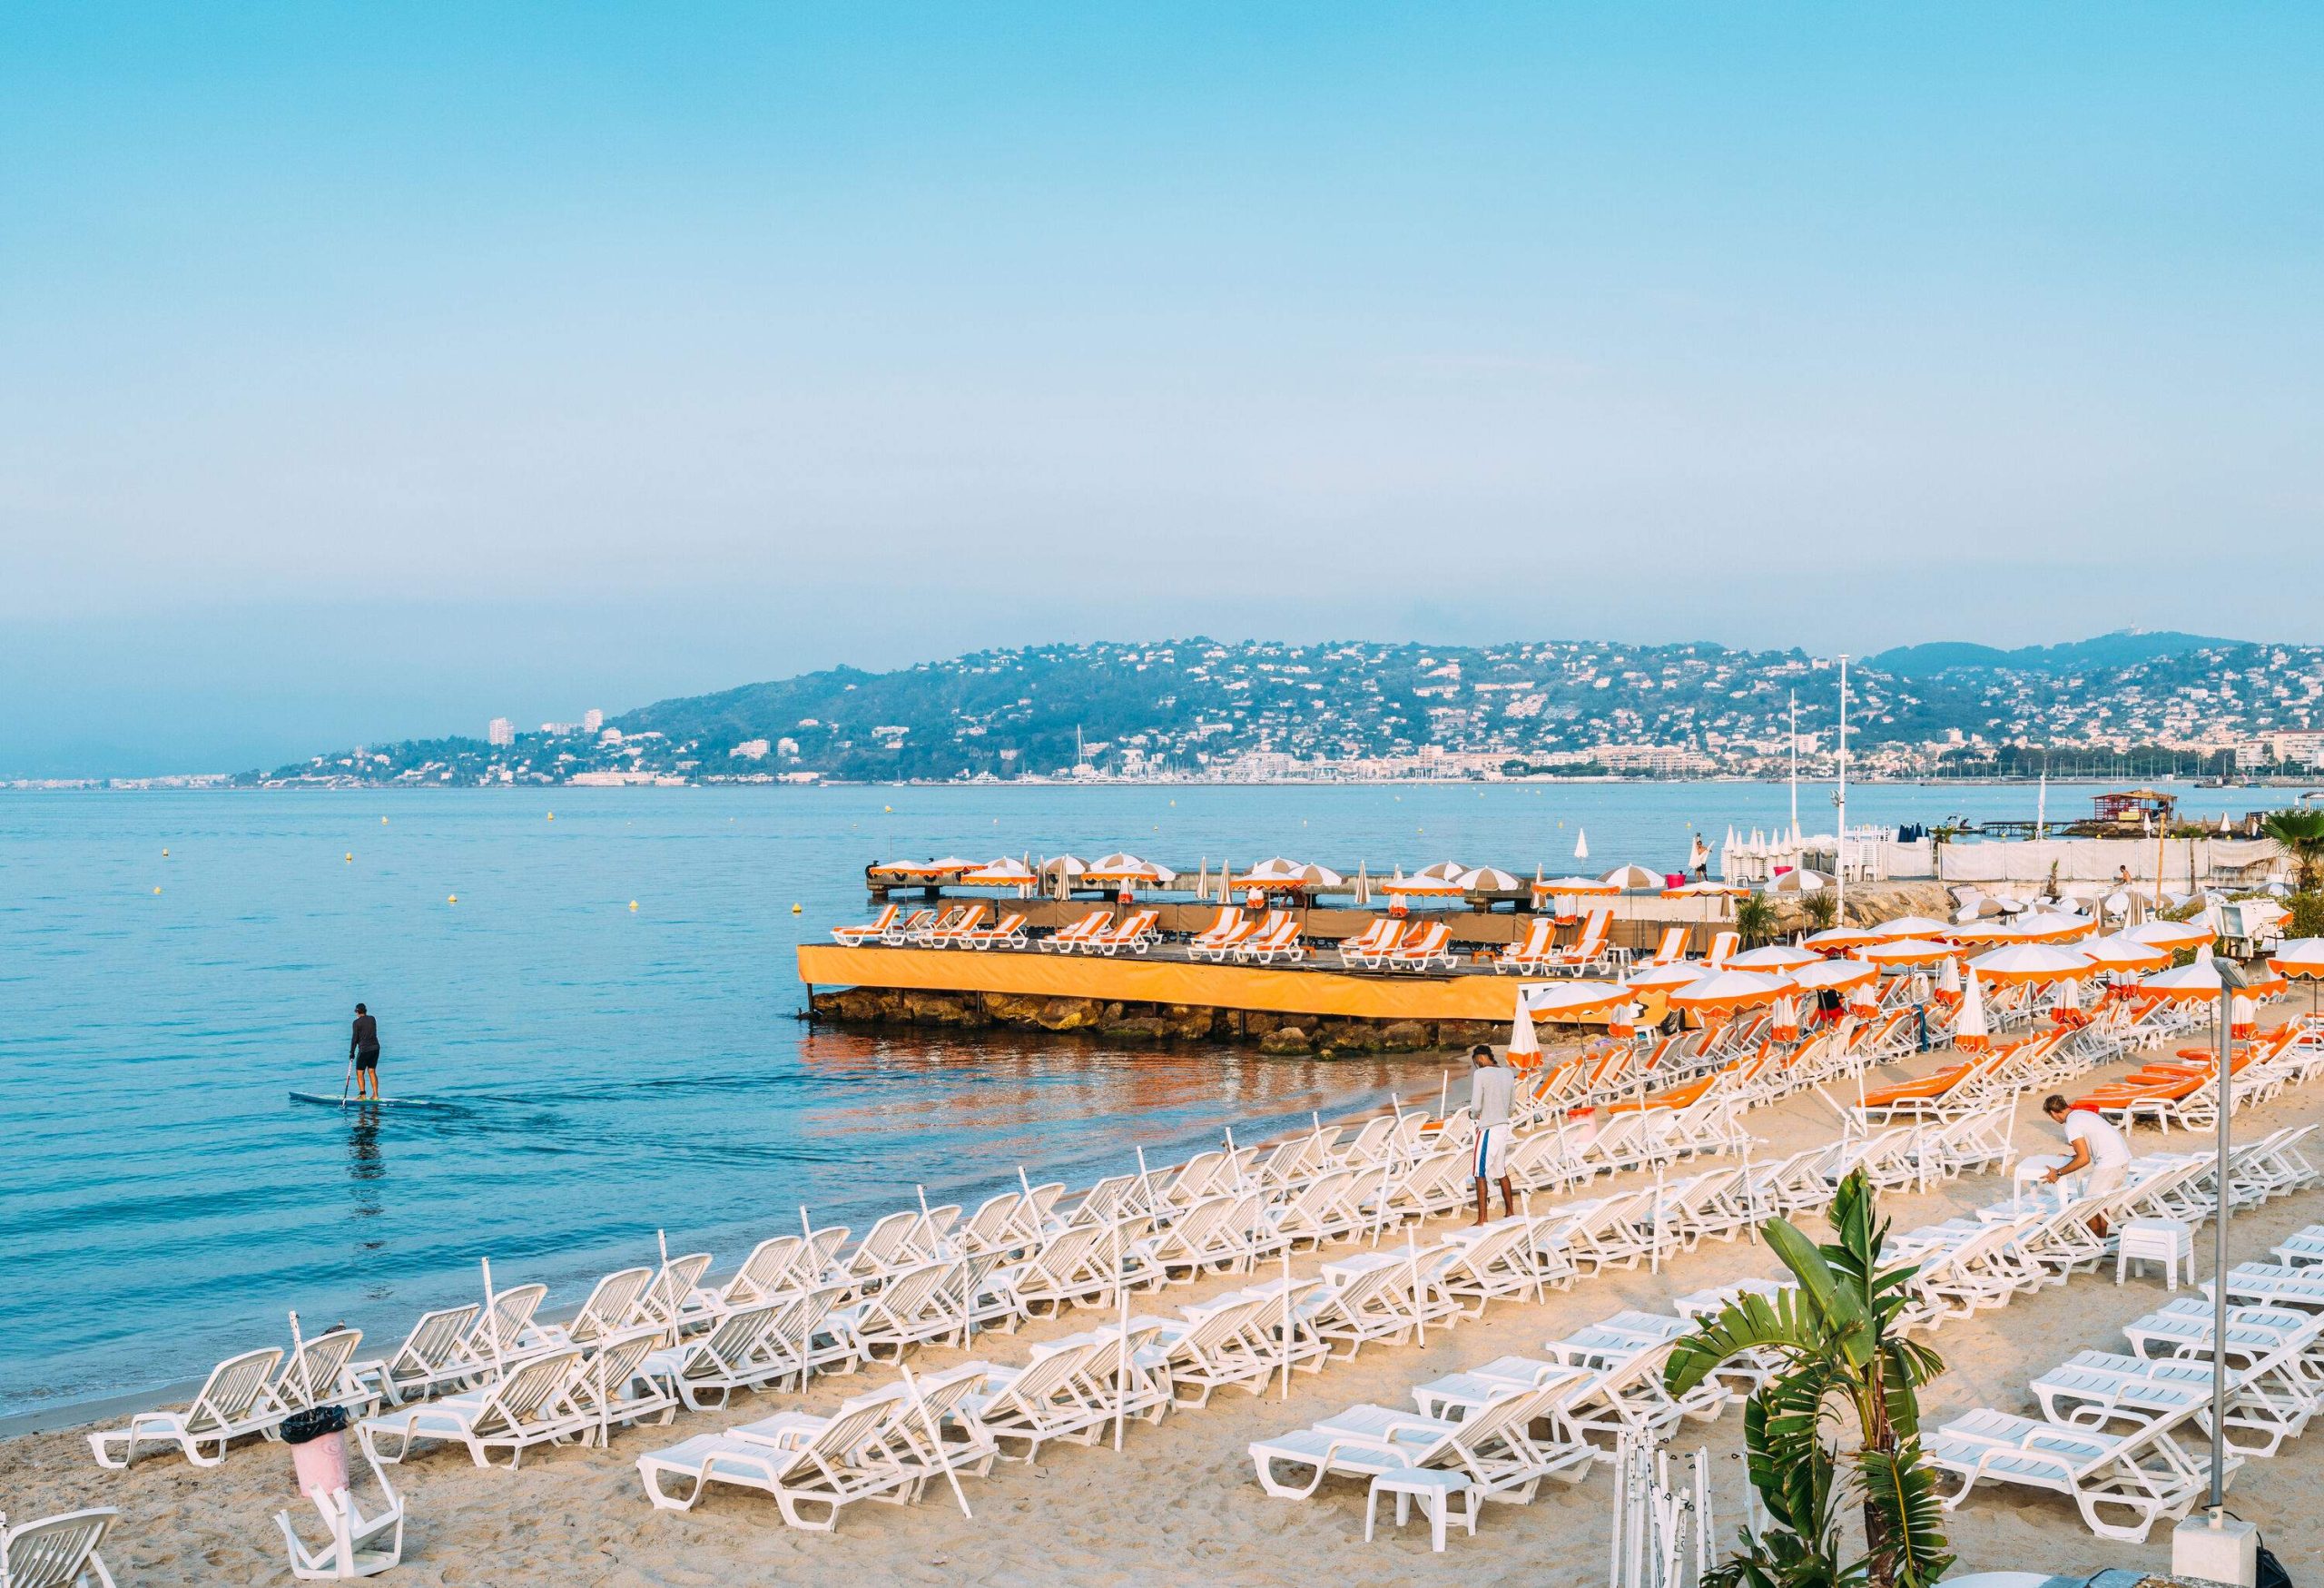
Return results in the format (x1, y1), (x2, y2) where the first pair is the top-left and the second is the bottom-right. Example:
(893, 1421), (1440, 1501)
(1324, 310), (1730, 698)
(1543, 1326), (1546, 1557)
(0, 778), (2300, 1418)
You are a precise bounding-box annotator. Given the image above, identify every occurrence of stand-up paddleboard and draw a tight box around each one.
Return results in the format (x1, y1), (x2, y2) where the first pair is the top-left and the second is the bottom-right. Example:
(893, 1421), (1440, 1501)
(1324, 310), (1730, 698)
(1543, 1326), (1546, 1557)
(290, 1091), (445, 1110)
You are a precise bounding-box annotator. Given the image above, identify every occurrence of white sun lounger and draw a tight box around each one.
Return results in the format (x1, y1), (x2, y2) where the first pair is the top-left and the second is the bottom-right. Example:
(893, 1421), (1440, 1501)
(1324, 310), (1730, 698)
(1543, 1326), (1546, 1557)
(1248, 1378), (1594, 1504)
(639, 1303), (786, 1411)
(351, 1305), (481, 1406)
(2033, 1349), (2312, 1459)
(635, 1399), (916, 1528)
(1927, 1403), (2232, 1543)
(1, 1507), (119, 1588)
(523, 1268), (655, 1349)
(87, 1346), (286, 1469)
(953, 1341), (1115, 1460)
(359, 1348), (588, 1469)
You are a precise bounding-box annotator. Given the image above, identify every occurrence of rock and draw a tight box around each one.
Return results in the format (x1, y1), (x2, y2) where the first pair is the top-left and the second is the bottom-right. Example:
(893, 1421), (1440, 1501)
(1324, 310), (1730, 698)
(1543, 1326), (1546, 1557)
(1160, 1004), (1220, 1041)
(1379, 1021), (1430, 1052)
(1315, 1022), (1384, 1058)
(1100, 1017), (1169, 1042)
(1033, 997), (1103, 1031)
(1258, 1025), (1311, 1055)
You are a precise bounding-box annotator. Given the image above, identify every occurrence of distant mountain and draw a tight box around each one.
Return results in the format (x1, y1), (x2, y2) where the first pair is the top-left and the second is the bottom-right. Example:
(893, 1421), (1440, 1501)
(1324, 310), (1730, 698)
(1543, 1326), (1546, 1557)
(1867, 629), (2236, 677)
(249, 631), (2324, 786)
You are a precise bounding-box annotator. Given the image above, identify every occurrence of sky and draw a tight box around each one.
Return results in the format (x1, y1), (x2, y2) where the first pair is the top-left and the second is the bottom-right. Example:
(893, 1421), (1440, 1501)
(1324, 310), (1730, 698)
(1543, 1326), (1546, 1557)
(3, 4), (2319, 774)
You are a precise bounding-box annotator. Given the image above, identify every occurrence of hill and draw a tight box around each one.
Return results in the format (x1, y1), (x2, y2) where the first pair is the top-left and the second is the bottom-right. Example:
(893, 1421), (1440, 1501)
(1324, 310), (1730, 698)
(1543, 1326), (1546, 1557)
(1866, 629), (2235, 677)
(252, 630), (2324, 786)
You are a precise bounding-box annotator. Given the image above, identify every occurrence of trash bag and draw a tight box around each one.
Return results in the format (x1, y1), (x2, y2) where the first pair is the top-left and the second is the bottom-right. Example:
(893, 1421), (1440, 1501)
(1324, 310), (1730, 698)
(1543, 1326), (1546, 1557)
(2257, 1537), (2292, 1588)
(280, 1405), (350, 1445)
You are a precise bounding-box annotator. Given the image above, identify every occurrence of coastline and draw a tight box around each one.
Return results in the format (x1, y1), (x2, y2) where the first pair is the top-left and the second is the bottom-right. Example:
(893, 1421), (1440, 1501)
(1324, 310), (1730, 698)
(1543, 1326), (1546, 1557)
(15, 1036), (2324, 1584)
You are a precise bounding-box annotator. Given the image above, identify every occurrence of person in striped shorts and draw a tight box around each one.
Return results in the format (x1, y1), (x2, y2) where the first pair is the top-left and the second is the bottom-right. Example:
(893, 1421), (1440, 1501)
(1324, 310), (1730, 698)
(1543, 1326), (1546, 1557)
(1470, 1042), (1517, 1226)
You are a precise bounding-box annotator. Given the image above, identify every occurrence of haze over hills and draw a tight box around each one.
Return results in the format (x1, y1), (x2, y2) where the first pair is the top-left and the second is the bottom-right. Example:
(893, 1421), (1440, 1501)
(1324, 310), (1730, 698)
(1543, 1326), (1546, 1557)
(1865, 630), (2234, 678)
(179, 629), (2324, 790)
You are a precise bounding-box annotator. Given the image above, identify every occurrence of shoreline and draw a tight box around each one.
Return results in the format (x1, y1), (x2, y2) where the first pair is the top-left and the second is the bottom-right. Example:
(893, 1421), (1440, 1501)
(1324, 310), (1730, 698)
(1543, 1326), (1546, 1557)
(15, 1031), (2324, 1584)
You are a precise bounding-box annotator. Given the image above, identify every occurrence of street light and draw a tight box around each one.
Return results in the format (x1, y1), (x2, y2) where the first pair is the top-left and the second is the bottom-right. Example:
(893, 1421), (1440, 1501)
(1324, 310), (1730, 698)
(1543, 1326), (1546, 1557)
(2172, 955), (2255, 1584)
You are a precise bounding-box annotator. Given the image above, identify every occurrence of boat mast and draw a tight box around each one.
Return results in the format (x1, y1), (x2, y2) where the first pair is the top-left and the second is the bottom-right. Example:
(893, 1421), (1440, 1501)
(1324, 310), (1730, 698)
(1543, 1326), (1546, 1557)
(1836, 656), (1849, 926)
(1788, 692), (1799, 840)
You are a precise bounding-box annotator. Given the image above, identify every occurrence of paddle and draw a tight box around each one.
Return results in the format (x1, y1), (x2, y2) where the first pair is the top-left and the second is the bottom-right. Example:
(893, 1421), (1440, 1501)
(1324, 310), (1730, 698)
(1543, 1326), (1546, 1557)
(337, 1047), (354, 1107)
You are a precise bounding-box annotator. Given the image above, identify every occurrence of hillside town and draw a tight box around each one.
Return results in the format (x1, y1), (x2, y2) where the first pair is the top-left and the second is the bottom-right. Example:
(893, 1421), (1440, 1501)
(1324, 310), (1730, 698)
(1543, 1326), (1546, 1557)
(127, 632), (2324, 789)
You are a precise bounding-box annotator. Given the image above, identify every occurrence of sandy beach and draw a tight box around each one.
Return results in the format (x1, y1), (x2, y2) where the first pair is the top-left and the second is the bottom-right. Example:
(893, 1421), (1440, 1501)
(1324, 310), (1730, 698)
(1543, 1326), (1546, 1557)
(11, 1032), (2323, 1587)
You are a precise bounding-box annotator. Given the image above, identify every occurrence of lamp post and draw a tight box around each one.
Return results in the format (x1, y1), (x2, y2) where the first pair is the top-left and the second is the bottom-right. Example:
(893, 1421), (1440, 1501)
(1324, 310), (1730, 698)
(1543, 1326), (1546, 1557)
(2208, 957), (2250, 1507)
(2173, 956), (2257, 1585)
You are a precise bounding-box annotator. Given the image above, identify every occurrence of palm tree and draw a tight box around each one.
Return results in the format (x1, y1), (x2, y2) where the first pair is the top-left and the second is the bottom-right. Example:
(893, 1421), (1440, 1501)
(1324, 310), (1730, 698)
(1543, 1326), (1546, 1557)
(1665, 1171), (1953, 1588)
(2262, 808), (2324, 893)
(1800, 888), (1839, 932)
(1734, 890), (1777, 949)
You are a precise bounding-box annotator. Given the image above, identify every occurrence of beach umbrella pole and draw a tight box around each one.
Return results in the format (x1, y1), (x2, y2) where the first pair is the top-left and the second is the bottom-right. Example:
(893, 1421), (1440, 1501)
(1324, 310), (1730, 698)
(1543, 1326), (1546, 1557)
(1406, 1227), (1425, 1346)
(901, 1362), (974, 1520)
(1113, 1215), (1130, 1452)
(288, 1309), (314, 1409)
(480, 1257), (507, 1381)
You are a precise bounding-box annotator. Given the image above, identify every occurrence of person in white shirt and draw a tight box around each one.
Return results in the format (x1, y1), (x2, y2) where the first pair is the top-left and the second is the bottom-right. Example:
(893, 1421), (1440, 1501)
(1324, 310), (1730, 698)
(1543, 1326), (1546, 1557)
(1468, 1043), (1518, 1226)
(2041, 1093), (2133, 1234)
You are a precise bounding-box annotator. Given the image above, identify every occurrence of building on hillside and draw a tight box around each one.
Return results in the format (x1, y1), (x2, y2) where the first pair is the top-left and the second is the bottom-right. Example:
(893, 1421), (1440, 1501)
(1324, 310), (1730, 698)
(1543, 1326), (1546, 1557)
(487, 716), (515, 747)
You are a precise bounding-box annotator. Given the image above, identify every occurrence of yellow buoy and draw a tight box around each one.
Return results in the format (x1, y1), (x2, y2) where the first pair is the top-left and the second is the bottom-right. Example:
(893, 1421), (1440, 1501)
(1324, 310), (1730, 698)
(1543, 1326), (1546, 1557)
(792, 902), (803, 913)
(345, 853), (353, 863)
(547, 812), (555, 821)
(381, 816), (389, 824)
(153, 885), (162, 894)
(629, 901), (638, 911)
(448, 894), (458, 904)
(883, 805), (892, 813)
(162, 848), (170, 857)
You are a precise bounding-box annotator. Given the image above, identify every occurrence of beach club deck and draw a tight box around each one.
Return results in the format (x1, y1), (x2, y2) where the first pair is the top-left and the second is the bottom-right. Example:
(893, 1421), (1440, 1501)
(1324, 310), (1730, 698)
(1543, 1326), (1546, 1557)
(796, 900), (1679, 1049)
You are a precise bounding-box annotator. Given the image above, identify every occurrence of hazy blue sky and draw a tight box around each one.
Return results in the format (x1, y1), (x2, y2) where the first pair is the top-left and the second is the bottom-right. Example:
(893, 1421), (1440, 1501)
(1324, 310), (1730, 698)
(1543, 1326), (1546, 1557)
(4, 5), (2319, 773)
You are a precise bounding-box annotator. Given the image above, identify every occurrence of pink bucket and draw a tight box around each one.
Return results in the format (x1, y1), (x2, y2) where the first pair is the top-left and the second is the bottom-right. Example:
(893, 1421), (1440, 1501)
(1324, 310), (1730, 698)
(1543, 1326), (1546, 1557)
(291, 1428), (350, 1499)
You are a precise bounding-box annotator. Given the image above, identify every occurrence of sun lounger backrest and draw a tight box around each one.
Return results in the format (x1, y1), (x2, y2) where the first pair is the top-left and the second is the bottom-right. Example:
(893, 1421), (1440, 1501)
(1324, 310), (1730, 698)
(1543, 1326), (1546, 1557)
(186, 1347), (286, 1434)
(687, 1304), (781, 1376)
(569, 1267), (655, 1340)
(577, 1329), (665, 1409)
(276, 1328), (362, 1408)
(394, 1306), (480, 1376)
(643, 1254), (714, 1326)
(729, 1237), (804, 1302)
(852, 1210), (921, 1271)
(1004, 1341), (1096, 1406)
(487, 1350), (584, 1427)
(476, 1283), (547, 1354)
(787, 1397), (901, 1477)
(2, 1508), (117, 1588)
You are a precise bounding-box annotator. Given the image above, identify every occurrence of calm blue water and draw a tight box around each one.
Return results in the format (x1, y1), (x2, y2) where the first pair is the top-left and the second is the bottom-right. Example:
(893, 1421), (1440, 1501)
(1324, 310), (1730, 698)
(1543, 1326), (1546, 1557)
(0, 779), (2297, 1415)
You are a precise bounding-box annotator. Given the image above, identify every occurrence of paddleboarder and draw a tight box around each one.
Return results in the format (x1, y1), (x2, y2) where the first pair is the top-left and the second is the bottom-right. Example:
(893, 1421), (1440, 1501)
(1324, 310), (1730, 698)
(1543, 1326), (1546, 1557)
(350, 1003), (381, 1101)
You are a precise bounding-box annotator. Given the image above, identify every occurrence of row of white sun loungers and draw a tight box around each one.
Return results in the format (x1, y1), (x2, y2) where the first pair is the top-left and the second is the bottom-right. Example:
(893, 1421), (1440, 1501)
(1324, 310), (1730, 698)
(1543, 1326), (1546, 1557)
(85, 989), (2311, 1489)
(85, 1325), (374, 1470)
(619, 1090), (1859, 1534)
(64, 1002), (1963, 1480)
(1889, 1135), (2323, 1542)
(1243, 1121), (2324, 1546)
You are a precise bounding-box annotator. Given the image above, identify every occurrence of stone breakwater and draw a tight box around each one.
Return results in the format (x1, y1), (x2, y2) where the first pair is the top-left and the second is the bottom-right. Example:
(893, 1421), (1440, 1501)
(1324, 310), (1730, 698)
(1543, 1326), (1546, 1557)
(806, 985), (1506, 1057)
